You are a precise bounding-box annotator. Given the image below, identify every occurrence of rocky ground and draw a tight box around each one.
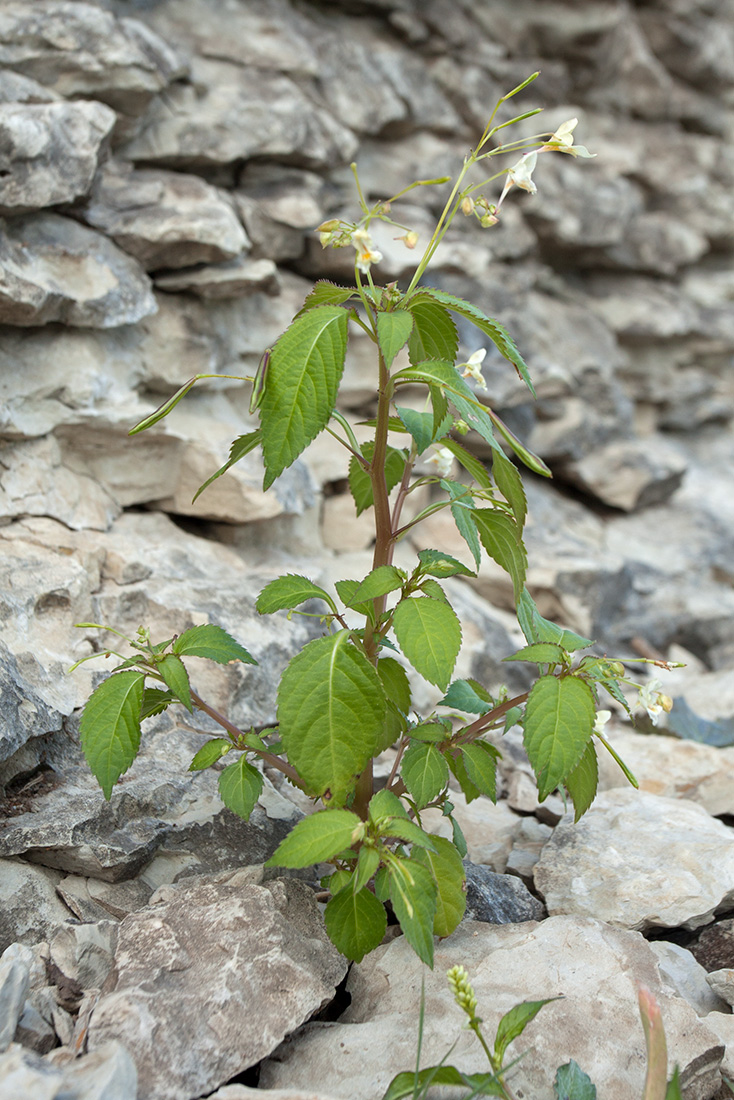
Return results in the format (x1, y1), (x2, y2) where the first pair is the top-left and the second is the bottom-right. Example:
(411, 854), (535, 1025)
(1, 0), (734, 1097)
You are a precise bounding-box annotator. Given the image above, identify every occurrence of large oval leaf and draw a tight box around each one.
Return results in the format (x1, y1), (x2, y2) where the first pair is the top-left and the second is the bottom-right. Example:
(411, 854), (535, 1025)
(524, 675), (596, 801)
(324, 884), (387, 963)
(80, 671), (145, 799)
(392, 597), (461, 691)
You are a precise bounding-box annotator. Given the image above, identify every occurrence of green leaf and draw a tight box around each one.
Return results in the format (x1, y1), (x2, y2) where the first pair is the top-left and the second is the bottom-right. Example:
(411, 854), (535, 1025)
(377, 657), (411, 714)
(460, 741), (499, 801)
(377, 310), (414, 368)
(554, 1060), (598, 1100)
(447, 750), (481, 804)
(430, 383), (450, 439)
(348, 443), (406, 516)
(380, 818), (437, 851)
(277, 632), (386, 805)
(297, 280), (357, 315)
(409, 721), (450, 742)
(80, 671), (145, 799)
(140, 687), (175, 719)
(441, 479), (482, 569)
(492, 448), (527, 531)
(369, 788), (410, 823)
(172, 624), (256, 665)
(419, 578), (449, 604)
(440, 440), (493, 490)
(494, 998), (557, 1063)
(407, 299), (458, 365)
(256, 574), (335, 615)
(401, 741), (449, 808)
(394, 405), (452, 455)
(260, 305), (349, 487)
(381, 1067), (504, 1100)
(189, 738), (231, 771)
(413, 835), (466, 936)
(392, 597), (461, 691)
(388, 858), (438, 967)
(129, 375), (205, 435)
(348, 566), (405, 606)
(156, 653), (192, 712)
(218, 756), (264, 820)
(192, 430), (262, 504)
(335, 578), (375, 622)
(517, 589), (594, 651)
(440, 679), (492, 715)
(564, 740), (599, 822)
(450, 814), (468, 858)
(325, 885), (387, 963)
(504, 643), (567, 665)
(524, 676), (596, 801)
(353, 845), (381, 893)
(473, 509), (527, 603)
(665, 1067), (683, 1100)
(267, 808), (362, 867)
(414, 288), (536, 398)
(395, 360), (502, 457)
(417, 549), (475, 578)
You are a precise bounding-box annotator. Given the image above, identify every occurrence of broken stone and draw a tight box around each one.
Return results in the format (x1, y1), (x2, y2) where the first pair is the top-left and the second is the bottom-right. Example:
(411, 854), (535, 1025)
(154, 257), (280, 299)
(707, 969), (734, 1009)
(692, 919), (734, 974)
(0, 861), (72, 956)
(0, 943), (33, 1051)
(463, 862), (546, 924)
(559, 436), (687, 511)
(649, 940), (731, 1017)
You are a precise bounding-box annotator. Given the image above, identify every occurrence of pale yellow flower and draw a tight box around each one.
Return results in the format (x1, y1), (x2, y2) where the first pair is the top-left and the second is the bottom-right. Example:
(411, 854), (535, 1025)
(457, 349), (488, 391)
(351, 227), (383, 273)
(427, 447), (454, 479)
(543, 118), (595, 159)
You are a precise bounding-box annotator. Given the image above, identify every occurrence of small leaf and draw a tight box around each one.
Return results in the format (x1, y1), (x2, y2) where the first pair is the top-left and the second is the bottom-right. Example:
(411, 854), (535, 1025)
(129, 375), (205, 435)
(447, 750), (481, 804)
(218, 756), (264, 820)
(395, 406), (448, 455)
(348, 443), (406, 516)
(348, 565), (405, 606)
(417, 549), (475, 578)
(256, 574), (335, 615)
(504, 643), (567, 665)
(335, 578), (375, 622)
(450, 814), (468, 858)
(192, 430), (262, 504)
(377, 657), (412, 714)
(377, 310), (414, 368)
(517, 589), (594, 651)
(189, 738), (231, 771)
(441, 479), (482, 569)
(80, 671), (145, 799)
(173, 623), (256, 665)
(325, 885), (387, 963)
(665, 1068), (683, 1100)
(353, 845), (381, 893)
(419, 578), (449, 604)
(369, 788), (410, 824)
(460, 741), (499, 801)
(524, 676), (596, 801)
(492, 448), (527, 531)
(140, 687), (175, 719)
(409, 721), (449, 742)
(413, 835), (466, 937)
(381, 1067), (504, 1100)
(297, 280), (357, 314)
(440, 441), (493, 490)
(157, 653), (192, 713)
(494, 998), (557, 1063)
(395, 360), (502, 457)
(266, 809), (362, 867)
(564, 739), (599, 822)
(473, 509), (527, 603)
(388, 858), (438, 967)
(401, 741), (449, 808)
(407, 299), (458, 364)
(392, 597), (462, 691)
(440, 679), (492, 715)
(554, 1060), (598, 1100)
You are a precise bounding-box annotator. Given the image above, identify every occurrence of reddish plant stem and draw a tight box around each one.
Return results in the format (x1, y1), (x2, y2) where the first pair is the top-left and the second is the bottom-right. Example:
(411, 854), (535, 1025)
(454, 691), (529, 745)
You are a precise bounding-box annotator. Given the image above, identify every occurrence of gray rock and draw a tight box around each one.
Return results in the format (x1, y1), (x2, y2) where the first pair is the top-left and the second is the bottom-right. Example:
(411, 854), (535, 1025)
(57, 875), (153, 923)
(0, 71), (60, 105)
(0, 644), (67, 772)
(534, 789), (734, 932)
(49, 922), (118, 992)
(0, 101), (116, 215)
(86, 873), (347, 1100)
(260, 917), (724, 1100)
(14, 1002), (56, 1055)
(81, 161), (250, 271)
(706, 969), (734, 1009)
(463, 861), (546, 924)
(0, 214), (157, 328)
(154, 257), (280, 299)
(505, 816), (554, 885)
(48, 1040), (138, 1100)
(0, 861), (72, 956)
(0, 1043), (62, 1100)
(0, 943), (33, 1051)
(649, 940), (731, 1017)
(692, 919), (734, 973)
(208, 1088), (344, 1100)
(559, 437), (687, 512)
(235, 165), (328, 263)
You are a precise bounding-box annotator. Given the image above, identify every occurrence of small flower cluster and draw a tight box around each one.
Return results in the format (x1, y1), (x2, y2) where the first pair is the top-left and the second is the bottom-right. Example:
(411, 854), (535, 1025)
(460, 194), (499, 228)
(447, 965), (479, 1024)
(637, 679), (673, 726)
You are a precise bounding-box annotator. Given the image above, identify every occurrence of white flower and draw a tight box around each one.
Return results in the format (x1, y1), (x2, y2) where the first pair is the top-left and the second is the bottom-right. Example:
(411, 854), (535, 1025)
(351, 227), (383, 273)
(636, 679), (672, 726)
(592, 709), (612, 736)
(457, 349), (488, 391)
(496, 151), (538, 210)
(543, 118), (596, 159)
(427, 447), (454, 479)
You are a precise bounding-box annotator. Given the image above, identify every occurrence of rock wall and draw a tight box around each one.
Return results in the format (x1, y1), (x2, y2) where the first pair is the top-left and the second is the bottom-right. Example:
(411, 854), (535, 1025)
(1, 0), (734, 783)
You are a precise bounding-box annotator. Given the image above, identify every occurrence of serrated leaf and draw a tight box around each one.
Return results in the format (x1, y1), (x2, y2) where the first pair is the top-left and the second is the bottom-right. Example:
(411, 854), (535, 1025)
(377, 657), (412, 715)
(394, 405), (453, 455)
(381, 1067), (504, 1100)
(494, 998), (556, 1063)
(450, 814), (468, 858)
(156, 653), (192, 712)
(192, 430), (262, 504)
(409, 722), (449, 742)
(260, 305), (349, 487)
(380, 819), (437, 851)
(473, 509), (527, 603)
(517, 589), (594, 651)
(460, 741), (499, 801)
(492, 447), (527, 531)
(413, 835), (466, 936)
(140, 687), (175, 719)
(417, 549), (475, 578)
(377, 310), (414, 368)
(401, 741), (449, 808)
(297, 280), (357, 315)
(554, 1060), (598, 1100)
(256, 574), (335, 615)
(388, 858), (437, 966)
(189, 737), (231, 771)
(504, 643), (567, 665)
(447, 751), (481, 804)
(564, 739), (599, 822)
(414, 288), (535, 397)
(353, 845), (381, 893)
(419, 578), (449, 604)
(430, 383), (450, 438)
(334, 578), (375, 621)
(218, 756), (264, 820)
(394, 360), (502, 457)
(348, 443), (406, 516)
(524, 676), (596, 801)
(440, 679), (492, 715)
(348, 566), (405, 606)
(267, 808), (362, 867)
(441, 479), (482, 570)
(369, 788), (410, 824)
(277, 632), (386, 805)
(172, 624), (256, 665)
(440, 441), (493, 490)
(392, 597), (461, 691)
(80, 671), (145, 800)
(325, 885), (387, 963)
(407, 299), (458, 364)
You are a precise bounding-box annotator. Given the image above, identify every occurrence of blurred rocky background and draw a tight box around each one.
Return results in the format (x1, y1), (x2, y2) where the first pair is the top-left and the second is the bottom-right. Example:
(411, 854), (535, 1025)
(1, 1), (734, 1097)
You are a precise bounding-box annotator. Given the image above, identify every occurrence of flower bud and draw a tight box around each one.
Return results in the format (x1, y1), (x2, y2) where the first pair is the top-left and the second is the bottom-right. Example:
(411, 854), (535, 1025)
(461, 197), (475, 216)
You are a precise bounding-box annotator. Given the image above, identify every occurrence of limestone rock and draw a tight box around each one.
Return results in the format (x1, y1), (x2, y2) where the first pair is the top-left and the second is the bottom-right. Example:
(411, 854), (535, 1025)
(81, 162), (250, 271)
(86, 873), (347, 1100)
(559, 437), (687, 511)
(650, 940), (731, 1017)
(0, 100), (115, 215)
(260, 917), (724, 1100)
(0, 214), (157, 328)
(692, 919), (734, 973)
(463, 862), (546, 924)
(49, 922), (118, 992)
(505, 817), (553, 885)
(235, 165), (328, 263)
(421, 794), (521, 872)
(0, 862), (71, 956)
(707, 970), (734, 1009)
(154, 257), (280, 299)
(56, 875), (153, 923)
(534, 789), (734, 932)
(209, 1088), (344, 1100)
(0, 943), (33, 1051)
(0, 71), (60, 105)
(49, 1041), (138, 1100)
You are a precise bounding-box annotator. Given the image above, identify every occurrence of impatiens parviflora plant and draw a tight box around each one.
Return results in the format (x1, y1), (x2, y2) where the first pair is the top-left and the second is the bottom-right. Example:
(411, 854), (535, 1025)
(380, 970), (683, 1100)
(74, 73), (680, 967)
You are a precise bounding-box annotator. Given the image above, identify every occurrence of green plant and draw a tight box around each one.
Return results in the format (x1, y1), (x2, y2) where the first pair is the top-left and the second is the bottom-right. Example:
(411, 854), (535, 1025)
(380, 970), (683, 1100)
(73, 74), (678, 966)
